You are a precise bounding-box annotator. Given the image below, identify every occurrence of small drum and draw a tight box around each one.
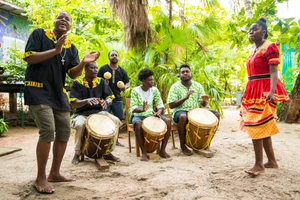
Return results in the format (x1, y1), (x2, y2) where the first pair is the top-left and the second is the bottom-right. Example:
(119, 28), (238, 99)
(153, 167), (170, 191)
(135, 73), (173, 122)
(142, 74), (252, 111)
(186, 108), (219, 151)
(82, 114), (117, 159)
(142, 116), (167, 153)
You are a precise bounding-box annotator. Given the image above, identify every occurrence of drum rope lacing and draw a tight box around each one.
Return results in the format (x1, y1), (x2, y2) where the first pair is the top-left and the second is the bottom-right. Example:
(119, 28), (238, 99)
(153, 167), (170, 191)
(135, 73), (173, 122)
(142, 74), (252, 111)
(144, 133), (158, 153)
(83, 127), (114, 158)
(92, 140), (103, 158)
(144, 133), (164, 153)
(185, 122), (215, 151)
(104, 138), (114, 155)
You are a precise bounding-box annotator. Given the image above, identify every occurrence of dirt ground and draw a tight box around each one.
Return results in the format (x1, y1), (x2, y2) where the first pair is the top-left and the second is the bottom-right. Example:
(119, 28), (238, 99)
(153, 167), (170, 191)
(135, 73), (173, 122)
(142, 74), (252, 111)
(0, 107), (300, 200)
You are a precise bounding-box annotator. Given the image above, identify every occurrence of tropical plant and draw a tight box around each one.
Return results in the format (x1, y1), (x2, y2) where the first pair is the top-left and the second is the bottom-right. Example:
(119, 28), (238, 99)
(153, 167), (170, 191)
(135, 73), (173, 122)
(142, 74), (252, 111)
(5, 0), (298, 120)
(0, 47), (27, 83)
(0, 118), (9, 136)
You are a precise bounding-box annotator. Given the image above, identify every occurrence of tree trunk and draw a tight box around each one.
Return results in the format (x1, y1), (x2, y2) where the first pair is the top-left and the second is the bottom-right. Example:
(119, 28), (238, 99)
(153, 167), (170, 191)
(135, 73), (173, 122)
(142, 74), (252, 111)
(109, 0), (151, 48)
(166, 0), (172, 24)
(279, 73), (300, 123)
(243, 0), (253, 18)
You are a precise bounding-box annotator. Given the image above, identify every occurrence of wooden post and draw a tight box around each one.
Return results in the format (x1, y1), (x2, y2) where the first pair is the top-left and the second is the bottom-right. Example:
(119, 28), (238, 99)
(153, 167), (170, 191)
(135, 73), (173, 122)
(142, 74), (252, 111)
(9, 92), (17, 113)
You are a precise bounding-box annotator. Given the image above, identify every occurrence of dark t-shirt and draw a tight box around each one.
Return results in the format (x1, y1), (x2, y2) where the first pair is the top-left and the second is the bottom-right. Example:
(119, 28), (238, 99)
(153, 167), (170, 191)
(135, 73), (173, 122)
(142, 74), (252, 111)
(70, 77), (114, 116)
(24, 28), (80, 111)
(97, 64), (129, 101)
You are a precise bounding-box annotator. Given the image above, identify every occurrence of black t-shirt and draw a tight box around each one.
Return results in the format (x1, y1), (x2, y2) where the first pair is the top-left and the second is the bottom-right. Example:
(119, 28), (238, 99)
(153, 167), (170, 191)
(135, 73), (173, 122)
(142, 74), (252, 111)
(23, 28), (80, 111)
(97, 64), (129, 101)
(70, 77), (114, 116)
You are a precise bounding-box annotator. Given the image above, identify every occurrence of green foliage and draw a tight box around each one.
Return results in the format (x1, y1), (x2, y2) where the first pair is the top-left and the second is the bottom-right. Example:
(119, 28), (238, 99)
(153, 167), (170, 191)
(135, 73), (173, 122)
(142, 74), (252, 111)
(281, 66), (299, 94)
(276, 102), (283, 118)
(0, 118), (9, 136)
(7, 0), (299, 116)
(1, 47), (27, 83)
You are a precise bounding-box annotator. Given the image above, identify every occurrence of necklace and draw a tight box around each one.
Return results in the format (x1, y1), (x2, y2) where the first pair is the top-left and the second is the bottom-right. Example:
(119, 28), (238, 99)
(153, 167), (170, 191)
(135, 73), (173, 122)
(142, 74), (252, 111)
(60, 48), (66, 65)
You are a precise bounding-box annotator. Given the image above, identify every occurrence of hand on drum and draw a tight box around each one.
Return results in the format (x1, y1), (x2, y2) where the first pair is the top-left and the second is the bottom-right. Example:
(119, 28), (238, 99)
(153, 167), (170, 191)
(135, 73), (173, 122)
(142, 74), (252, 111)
(86, 98), (107, 109)
(152, 111), (161, 118)
(98, 99), (107, 109)
(200, 95), (209, 107)
(86, 98), (100, 106)
(201, 95), (209, 102)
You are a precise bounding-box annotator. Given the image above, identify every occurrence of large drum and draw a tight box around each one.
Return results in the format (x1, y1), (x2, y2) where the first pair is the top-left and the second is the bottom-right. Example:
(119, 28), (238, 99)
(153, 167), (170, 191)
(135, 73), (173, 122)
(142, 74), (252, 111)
(186, 108), (219, 151)
(142, 116), (167, 153)
(82, 114), (117, 159)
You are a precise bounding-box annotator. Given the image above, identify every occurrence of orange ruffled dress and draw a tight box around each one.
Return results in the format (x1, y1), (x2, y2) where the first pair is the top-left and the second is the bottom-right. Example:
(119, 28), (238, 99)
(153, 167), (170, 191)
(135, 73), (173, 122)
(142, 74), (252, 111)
(240, 40), (290, 139)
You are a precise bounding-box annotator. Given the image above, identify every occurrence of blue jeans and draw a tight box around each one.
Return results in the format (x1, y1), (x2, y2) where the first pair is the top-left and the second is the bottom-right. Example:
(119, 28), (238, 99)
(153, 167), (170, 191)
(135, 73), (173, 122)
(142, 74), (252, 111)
(105, 100), (124, 120)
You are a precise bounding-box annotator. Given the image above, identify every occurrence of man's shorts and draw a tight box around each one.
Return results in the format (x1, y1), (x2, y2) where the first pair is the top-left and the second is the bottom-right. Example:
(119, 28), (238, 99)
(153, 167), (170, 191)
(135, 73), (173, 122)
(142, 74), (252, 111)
(30, 104), (70, 142)
(173, 110), (188, 123)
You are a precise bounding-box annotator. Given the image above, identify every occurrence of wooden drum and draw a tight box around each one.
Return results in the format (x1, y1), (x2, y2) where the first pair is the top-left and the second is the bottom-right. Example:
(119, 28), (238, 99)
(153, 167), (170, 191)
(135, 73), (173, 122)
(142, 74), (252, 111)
(142, 116), (167, 153)
(82, 114), (117, 159)
(186, 108), (218, 151)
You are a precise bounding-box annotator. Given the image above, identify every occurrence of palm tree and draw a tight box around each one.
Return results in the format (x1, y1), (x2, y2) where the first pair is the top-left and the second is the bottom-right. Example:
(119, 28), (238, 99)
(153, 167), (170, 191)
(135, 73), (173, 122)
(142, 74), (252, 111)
(243, 0), (253, 17)
(109, 0), (151, 49)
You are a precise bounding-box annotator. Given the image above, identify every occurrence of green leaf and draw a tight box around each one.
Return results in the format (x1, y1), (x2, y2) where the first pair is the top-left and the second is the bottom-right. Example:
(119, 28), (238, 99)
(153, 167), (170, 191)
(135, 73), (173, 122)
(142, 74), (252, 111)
(273, 22), (281, 31)
(289, 42), (297, 49)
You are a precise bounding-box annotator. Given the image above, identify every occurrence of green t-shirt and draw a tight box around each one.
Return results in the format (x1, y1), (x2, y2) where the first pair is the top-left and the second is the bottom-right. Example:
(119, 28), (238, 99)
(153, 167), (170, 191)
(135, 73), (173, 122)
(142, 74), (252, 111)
(167, 80), (205, 117)
(130, 86), (164, 117)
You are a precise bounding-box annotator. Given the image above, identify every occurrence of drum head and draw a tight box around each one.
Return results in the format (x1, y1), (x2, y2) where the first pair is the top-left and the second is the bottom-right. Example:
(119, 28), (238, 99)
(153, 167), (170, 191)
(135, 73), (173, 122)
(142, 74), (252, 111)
(188, 108), (218, 127)
(142, 116), (167, 136)
(86, 114), (116, 137)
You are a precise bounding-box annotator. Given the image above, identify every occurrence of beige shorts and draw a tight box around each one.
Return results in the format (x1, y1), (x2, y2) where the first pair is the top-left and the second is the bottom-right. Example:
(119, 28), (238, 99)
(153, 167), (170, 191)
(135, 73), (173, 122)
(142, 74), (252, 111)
(30, 104), (71, 142)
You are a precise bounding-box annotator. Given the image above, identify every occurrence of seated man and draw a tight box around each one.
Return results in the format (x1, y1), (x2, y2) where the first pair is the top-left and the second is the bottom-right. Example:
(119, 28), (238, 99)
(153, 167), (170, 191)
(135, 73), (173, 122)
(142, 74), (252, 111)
(130, 68), (171, 161)
(168, 64), (220, 156)
(70, 61), (121, 164)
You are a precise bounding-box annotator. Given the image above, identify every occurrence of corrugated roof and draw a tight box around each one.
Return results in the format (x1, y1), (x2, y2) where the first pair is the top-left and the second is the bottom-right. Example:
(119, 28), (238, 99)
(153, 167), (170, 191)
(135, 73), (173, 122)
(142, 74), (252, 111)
(0, 0), (26, 18)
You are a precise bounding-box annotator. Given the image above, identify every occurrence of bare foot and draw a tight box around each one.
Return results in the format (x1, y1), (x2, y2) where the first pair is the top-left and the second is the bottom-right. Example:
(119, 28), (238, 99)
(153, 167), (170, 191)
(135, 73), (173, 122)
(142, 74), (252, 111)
(245, 165), (265, 177)
(71, 154), (80, 164)
(116, 141), (125, 147)
(140, 153), (149, 161)
(103, 153), (121, 162)
(264, 161), (279, 168)
(205, 147), (211, 152)
(48, 174), (75, 182)
(181, 146), (193, 156)
(34, 179), (55, 194)
(159, 151), (171, 158)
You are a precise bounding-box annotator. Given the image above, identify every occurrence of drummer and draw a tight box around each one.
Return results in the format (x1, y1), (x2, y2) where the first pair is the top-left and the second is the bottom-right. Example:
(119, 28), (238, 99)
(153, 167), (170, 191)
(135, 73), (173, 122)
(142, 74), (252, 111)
(130, 68), (171, 161)
(70, 61), (121, 164)
(167, 64), (220, 156)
